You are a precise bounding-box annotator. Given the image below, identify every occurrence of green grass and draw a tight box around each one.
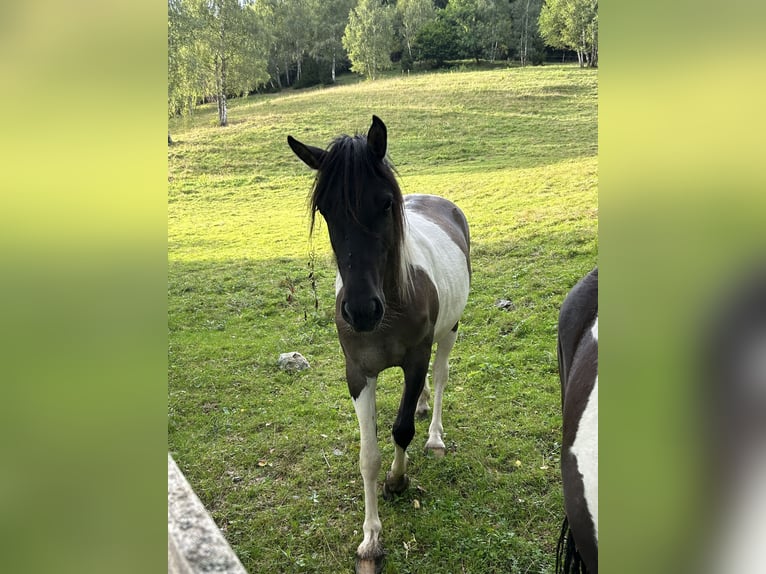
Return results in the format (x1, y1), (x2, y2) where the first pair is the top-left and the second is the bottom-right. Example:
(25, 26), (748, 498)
(168, 64), (597, 573)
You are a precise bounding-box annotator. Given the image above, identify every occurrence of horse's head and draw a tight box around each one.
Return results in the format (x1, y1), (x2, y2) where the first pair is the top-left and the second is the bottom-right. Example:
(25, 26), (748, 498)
(288, 116), (407, 333)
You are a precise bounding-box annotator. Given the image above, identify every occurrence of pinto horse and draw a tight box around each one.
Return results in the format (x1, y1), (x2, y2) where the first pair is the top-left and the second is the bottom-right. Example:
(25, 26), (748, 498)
(556, 268), (598, 573)
(288, 116), (470, 573)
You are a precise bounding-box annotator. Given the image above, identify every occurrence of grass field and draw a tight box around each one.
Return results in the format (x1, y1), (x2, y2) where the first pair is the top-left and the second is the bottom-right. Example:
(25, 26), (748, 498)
(168, 64), (597, 573)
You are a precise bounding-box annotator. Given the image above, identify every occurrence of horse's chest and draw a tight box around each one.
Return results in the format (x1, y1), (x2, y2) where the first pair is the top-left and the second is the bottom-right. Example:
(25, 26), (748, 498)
(337, 320), (432, 375)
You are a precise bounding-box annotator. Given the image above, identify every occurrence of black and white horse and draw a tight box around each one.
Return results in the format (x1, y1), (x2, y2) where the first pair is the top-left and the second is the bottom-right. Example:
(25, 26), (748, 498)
(288, 116), (471, 573)
(556, 268), (598, 573)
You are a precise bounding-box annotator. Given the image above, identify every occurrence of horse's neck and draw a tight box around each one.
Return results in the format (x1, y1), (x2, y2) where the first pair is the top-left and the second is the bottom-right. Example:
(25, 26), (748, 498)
(385, 233), (414, 305)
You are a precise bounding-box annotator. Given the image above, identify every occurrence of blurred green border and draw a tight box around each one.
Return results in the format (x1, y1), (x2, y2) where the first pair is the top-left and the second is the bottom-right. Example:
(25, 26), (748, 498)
(601, 2), (766, 572)
(0, 2), (167, 572)
(2, 1), (765, 571)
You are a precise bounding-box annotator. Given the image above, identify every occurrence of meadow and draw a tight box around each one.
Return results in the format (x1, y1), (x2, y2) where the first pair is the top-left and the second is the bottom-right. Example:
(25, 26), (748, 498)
(168, 64), (597, 573)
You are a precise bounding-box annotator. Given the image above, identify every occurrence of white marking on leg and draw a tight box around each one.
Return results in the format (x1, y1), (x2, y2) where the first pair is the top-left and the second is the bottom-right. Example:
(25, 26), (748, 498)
(591, 316), (598, 342)
(425, 329), (457, 453)
(390, 444), (408, 478)
(416, 374), (431, 416)
(352, 378), (383, 560)
(570, 374), (598, 541)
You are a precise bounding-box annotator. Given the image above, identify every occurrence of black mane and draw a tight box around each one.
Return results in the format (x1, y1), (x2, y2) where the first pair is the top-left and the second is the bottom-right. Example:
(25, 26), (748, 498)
(309, 134), (403, 234)
(309, 133), (410, 301)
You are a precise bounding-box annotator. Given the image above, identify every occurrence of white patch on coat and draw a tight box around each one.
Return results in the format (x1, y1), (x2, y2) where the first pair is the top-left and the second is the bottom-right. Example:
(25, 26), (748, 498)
(401, 209), (470, 342)
(570, 316), (598, 541)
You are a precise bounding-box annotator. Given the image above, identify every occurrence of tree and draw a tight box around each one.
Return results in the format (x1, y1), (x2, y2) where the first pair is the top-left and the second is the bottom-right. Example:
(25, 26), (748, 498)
(343, 0), (396, 80)
(538, 0), (597, 67)
(440, 0), (512, 63)
(396, 0), (436, 63)
(415, 17), (461, 66)
(511, 0), (546, 66)
(168, 0), (269, 124)
(474, 0), (513, 62)
(308, 0), (355, 82)
(168, 0), (209, 118)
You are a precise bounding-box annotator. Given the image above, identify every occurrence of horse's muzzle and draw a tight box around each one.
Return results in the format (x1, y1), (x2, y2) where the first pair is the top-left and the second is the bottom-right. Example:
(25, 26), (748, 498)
(341, 297), (384, 332)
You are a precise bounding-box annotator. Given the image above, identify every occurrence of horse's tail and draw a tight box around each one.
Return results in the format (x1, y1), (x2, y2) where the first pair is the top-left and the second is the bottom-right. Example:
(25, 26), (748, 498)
(555, 516), (588, 574)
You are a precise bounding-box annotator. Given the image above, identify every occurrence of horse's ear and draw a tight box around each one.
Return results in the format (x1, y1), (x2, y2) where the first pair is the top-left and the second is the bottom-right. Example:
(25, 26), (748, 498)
(367, 115), (387, 161)
(287, 135), (326, 170)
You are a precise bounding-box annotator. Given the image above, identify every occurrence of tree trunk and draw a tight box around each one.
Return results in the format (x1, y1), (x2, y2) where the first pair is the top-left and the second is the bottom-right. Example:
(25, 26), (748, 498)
(218, 56), (228, 126)
(217, 14), (227, 126)
(590, 29), (598, 67)
(520, 0), (530, 66)
(331, 52), (336, 83)
(218, 91), (228, 126)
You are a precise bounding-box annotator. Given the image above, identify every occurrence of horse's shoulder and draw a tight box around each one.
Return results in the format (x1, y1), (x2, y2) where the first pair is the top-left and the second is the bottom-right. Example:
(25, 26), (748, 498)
(558, 268), (598, 388)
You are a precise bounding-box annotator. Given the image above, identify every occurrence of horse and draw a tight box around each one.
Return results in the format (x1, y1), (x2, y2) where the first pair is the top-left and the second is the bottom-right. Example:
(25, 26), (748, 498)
(287, 116), (471, 573)
(556, 267), (598, 573)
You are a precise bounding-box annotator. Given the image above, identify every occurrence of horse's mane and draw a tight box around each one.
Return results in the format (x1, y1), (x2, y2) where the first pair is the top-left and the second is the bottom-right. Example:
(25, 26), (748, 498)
(308, 134), (413, 302)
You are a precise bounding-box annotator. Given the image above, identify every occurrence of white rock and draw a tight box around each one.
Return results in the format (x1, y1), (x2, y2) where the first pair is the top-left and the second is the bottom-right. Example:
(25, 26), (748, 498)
(278, 352), (310, 371)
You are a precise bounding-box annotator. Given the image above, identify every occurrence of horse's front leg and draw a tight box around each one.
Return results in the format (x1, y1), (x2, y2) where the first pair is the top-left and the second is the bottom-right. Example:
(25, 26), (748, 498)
(348, 366), (384, 573)
(384, 343), (431, 499)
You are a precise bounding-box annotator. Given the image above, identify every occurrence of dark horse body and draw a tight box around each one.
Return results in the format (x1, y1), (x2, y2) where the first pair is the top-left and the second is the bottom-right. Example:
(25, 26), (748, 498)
(288, 116), (470, 573)
(557, 268), (598, 573)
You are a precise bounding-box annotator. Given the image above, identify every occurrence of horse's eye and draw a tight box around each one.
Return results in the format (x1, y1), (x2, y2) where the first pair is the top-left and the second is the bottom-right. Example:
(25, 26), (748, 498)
(382, 198), (393, 213)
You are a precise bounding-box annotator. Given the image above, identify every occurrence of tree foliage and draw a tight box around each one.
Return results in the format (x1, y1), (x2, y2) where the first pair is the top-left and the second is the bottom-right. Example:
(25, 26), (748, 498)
(307, 0), (356, 82)
(169, 0), (597, 121)
(342, 0), (396, 80)
(168, 0), (208, 118)
(396, 0), (436, 63)
(538, 0), (597, 67)
(415, 0), (513, 66)
(168, 0), (269, 124)
(510, 0), (546, 65)
(415, 17), (462, 66)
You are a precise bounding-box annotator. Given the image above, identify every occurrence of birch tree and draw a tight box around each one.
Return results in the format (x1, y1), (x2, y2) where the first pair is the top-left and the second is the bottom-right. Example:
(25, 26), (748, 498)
(538, 0), (597, 67)
(397, 0), (436, 62)
(308, 0), (355, 82)
(343, 0), (396, 80)
(168, 0), (210, 118)
(197, 0), (269, 125)
(511, 0), (545, 66)
(168, 0), (269, 124)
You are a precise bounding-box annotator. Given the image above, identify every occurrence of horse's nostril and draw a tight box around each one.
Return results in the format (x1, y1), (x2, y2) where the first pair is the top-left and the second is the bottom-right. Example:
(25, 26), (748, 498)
(341, 301), (352, 321)
(371, 297), (384, 321)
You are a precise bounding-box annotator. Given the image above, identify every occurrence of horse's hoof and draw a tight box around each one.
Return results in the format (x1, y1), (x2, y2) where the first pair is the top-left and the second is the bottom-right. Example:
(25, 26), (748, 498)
(355, 556), (384, 574)
(425, 446), (446, 458)
(383, 472), (410, 500)
(415, 406), (430, 419)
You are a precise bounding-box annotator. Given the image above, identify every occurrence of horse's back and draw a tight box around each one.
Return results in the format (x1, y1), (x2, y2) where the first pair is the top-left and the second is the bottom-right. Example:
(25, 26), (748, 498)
(403, 194), (471, 342)
(404, 194), (470, 260)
